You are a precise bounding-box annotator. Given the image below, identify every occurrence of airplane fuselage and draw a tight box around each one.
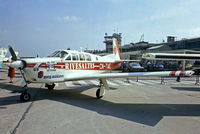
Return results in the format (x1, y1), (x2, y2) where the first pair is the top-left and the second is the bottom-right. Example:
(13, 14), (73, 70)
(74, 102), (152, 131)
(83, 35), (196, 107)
(21, 54), (121, 84)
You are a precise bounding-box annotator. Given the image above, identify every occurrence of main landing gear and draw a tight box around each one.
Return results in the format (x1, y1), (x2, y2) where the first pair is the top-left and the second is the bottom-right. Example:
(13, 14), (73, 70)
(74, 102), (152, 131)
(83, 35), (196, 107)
(45, 83), (55, 90)
(96, 80), (106, 99)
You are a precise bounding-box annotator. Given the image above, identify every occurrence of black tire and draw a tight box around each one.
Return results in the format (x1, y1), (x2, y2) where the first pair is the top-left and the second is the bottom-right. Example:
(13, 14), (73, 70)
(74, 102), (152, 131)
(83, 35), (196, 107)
(96, 88), (103, 99)
(46, 83), (55, 90)
(20, 92), (31, 102)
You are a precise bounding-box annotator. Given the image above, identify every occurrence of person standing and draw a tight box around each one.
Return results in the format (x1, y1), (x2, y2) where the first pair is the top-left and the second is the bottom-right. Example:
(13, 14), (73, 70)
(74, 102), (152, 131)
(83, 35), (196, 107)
(176, 61), (182, 82)
(8, 61), (15, 83)
(122, 61), (128, 72)
(146, 61), (151, 71)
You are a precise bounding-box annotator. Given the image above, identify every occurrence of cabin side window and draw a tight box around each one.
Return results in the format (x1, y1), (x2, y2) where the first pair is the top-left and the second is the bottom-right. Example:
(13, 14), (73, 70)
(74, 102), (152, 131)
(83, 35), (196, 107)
(60, 51), (68, 58)
(72, 53), (78, 61)
(79, 54), (85, 61)
(65, 55), (71, 61)
(85, 54), (91, 61)
(48, 51), (68, 58)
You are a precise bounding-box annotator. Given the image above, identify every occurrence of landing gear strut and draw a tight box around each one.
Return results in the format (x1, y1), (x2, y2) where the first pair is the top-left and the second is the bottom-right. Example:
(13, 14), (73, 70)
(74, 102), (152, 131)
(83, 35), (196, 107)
(19, 70), (31, 102)
(96, 80), (105, 99)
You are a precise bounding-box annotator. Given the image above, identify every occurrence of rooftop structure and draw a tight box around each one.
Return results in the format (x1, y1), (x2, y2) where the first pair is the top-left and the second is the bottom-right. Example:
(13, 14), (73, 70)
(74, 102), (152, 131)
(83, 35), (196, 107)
(147, 37), (200, 53)
(103, 33), (122, 53)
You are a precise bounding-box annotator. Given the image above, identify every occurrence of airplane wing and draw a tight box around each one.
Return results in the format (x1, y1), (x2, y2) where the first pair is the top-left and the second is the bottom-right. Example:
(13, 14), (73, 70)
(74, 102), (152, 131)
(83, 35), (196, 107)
(142, 53), (200, 61)
(66, 70), (194, 81)
(115, 60), (140, 62)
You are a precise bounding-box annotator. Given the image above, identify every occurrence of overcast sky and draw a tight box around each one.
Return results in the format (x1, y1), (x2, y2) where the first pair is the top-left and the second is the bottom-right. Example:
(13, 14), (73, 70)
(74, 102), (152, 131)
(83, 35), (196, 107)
(0, 0), (200, 57)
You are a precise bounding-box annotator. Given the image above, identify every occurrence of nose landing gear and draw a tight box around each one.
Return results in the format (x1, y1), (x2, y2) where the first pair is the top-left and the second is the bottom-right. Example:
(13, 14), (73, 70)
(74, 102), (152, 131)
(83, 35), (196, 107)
(20, 89), (31, 102)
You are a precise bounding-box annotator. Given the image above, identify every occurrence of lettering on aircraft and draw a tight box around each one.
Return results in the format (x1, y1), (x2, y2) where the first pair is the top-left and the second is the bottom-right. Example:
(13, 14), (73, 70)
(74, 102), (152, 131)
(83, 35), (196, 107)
(28, 62), (117, 70)
(65, 63), (112, 70)
(47, 69), (56, 72)
(43, 75), (64, 79)
(47, 62), (55, 69)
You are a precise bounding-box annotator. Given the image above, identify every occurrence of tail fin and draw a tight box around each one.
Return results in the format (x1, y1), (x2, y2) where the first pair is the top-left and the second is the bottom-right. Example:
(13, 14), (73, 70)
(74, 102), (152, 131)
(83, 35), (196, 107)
(112, 38), (122, 60)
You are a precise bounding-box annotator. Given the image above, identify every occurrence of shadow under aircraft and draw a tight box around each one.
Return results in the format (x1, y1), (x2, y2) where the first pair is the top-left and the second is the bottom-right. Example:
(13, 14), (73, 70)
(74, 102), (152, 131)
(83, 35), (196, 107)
(172, 86), (200, 92)
(0, 82), (200, 127)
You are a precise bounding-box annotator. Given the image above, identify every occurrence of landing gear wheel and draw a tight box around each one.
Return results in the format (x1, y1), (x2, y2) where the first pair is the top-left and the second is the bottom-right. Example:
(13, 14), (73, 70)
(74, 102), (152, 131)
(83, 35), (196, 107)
(46, 83), (55, 90)
(20, 92), (31, 102)
(96, 88), (103, 99)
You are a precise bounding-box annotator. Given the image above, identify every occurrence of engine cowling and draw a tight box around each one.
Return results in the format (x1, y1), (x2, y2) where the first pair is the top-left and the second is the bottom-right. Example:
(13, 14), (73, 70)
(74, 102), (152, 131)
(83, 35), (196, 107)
(8, 60), (26, 69)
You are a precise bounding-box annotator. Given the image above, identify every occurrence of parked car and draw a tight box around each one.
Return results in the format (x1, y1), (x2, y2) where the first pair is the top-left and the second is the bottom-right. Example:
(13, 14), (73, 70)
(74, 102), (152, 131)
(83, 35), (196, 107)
(185, 63), (193, 70)
(128, 62), (145, 72)
(155, 64), (164, 71)
(147, 64), (164, 71)
(192, 61), (200, 75)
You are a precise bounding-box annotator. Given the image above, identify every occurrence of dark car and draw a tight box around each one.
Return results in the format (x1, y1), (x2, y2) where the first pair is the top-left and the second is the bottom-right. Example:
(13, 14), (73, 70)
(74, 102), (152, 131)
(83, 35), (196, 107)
(147, 64), (164, 71)
(129, 62), (145, 72)
(155, 64), (164, 71)
(192, 61), (200, 75)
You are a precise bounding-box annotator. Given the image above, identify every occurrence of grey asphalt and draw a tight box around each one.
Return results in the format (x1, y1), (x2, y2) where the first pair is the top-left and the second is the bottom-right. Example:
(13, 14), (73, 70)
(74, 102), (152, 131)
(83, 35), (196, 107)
(0, 69), (200, 134)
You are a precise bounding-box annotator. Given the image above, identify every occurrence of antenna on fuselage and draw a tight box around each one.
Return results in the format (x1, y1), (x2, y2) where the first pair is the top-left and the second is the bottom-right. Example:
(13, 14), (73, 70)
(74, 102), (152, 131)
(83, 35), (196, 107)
(80, 47), (83, 52)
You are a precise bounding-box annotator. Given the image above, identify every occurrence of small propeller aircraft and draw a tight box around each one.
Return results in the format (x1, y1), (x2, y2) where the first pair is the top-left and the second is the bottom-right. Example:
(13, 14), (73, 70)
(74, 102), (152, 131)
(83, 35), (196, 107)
(7, 38), (194, 102)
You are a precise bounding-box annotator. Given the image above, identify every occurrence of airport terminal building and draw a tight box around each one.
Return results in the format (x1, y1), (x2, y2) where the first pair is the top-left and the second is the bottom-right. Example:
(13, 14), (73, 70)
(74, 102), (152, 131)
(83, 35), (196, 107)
(101, 33), (200, 61)
(84, 33), (200, 70)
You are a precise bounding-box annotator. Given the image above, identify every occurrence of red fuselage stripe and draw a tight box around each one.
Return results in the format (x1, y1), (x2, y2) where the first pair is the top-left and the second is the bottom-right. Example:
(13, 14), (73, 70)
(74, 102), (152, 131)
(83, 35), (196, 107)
(26, 62), (120, 71)
(26, 63), (36, 67)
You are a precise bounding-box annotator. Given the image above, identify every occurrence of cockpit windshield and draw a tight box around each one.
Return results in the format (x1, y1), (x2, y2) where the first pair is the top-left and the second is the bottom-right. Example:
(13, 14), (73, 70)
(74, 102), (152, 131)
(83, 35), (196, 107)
(48, 51), (68, 58)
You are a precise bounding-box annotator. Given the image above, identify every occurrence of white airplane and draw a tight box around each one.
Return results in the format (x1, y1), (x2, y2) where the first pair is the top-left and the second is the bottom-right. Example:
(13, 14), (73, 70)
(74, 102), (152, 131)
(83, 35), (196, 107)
(7, 38), (194, 102)
(142, 53), (200, 61)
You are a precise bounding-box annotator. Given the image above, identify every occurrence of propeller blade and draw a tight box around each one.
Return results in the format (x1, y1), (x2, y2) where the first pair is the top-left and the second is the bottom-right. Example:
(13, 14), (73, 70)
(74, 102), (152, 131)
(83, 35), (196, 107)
(9, 45), (17, 61)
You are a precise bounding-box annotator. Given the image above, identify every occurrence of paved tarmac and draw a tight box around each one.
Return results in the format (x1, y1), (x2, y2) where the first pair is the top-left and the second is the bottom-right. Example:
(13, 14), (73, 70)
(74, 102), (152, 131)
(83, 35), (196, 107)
(0, 68), (200, 134)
